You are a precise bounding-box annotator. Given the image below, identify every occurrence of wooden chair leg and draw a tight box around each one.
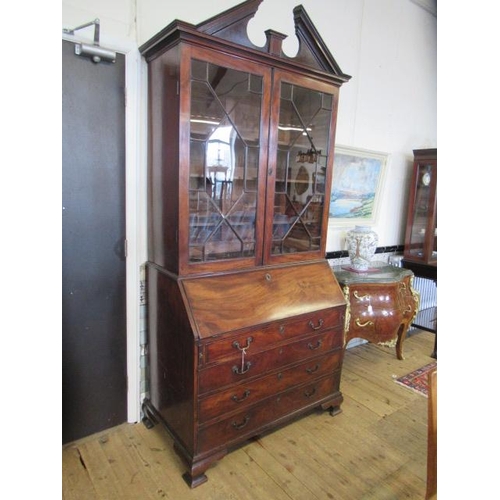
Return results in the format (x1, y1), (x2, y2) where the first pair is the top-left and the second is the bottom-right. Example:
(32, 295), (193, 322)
(426, 368), (437, 499)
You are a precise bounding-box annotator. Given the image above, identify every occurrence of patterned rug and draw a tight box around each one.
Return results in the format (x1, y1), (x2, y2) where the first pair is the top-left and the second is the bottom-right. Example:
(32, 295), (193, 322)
(394, 361), (437, 397)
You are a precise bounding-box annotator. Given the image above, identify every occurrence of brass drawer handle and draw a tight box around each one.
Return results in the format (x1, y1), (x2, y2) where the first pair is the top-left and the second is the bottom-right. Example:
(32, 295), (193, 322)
(232, 361), (252, 375)
(353, 290), (370, 301)
(231, 389), (251, 403)
(233, 337), (253, 375)
(308, 319), (324, 331)
(232, 416), (250, 430)
(233, 337), (253, 352)
(307, 339), (323, 350)
(306, 364), (320, 374)
(355, 318), (374, 328)
(304, 387), (316, 398)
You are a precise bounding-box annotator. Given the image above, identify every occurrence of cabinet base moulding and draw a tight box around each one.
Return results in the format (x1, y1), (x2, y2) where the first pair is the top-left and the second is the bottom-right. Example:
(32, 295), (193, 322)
(141, 390), (343, 488)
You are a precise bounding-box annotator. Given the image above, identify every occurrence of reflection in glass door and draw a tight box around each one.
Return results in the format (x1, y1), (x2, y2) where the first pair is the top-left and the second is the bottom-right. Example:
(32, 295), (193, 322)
(188, 60), (264, 263)
(272, 82), (333, 255)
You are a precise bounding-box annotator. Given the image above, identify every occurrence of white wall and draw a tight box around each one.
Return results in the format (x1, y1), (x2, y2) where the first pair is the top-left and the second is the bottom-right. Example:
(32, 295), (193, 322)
(62, 0), (437, 251)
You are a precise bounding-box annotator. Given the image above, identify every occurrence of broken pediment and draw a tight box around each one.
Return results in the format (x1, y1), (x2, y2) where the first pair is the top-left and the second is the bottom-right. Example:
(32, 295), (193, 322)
(141, 0), (350, 84)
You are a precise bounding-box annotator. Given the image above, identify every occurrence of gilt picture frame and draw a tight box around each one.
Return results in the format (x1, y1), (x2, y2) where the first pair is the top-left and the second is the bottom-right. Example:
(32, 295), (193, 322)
(328, 145), (387, 226)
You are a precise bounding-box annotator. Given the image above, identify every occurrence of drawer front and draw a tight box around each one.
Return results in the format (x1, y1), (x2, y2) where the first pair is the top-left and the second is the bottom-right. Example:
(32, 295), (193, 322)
(349, 283), (398, 333)
(203, 307), (344, 365)
(347, 281), (418, 343)
(197, 374), (340, 454)
(199, 328), (343, 394)
(198, 350), (343, 423)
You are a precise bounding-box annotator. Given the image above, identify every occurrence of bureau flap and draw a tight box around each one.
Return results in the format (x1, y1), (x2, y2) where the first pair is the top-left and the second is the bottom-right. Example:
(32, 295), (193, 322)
(181, 261), (345, 339)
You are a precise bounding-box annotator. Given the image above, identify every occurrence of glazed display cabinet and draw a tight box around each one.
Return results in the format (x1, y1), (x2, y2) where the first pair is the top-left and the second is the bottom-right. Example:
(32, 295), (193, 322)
(139, 0), (350, 487)
(402, 148), (437, 356)
(403, 148), (437, 273)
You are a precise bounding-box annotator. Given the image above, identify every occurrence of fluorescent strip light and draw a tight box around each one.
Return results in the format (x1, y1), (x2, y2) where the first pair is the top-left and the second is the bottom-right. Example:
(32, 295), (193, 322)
(190, 119), (220, 125)
(278, 126), (312, 132)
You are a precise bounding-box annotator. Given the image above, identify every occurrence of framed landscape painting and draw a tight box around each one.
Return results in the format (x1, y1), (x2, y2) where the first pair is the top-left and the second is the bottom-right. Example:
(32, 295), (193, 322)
(329, 145), (387, 225)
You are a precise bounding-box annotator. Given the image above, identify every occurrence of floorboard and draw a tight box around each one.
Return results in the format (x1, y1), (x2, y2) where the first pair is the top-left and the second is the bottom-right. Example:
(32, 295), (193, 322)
(62, 329), (437, 499)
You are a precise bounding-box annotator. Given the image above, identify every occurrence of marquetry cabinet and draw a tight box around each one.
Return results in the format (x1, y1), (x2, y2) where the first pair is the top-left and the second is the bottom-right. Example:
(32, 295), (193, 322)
(139, 0), (350, 487)
(333, 262), (420, 360)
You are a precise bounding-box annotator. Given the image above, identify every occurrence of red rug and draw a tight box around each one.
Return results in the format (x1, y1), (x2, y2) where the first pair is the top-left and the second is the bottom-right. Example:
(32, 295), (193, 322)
(394, 361), (437, 397)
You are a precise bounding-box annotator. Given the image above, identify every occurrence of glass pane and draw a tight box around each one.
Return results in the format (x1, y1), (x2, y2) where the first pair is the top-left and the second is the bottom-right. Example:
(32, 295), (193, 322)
(189, 59), (263, 263)
(191, 59), (207, 80)
(249, 74), (262, 94)
(433, 207), (437, 259)
(189, 141), (206, 188)
(292, 86), (322, 133)
(272, 82), (333, 255)
(275, 149), (289, 185)
(245, 146), (259, 190)
(322, 93), (333, 111)
(190, 81), (226, 139)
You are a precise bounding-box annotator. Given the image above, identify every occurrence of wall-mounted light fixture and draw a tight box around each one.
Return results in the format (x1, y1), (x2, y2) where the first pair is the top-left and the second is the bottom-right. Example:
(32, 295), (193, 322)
(63, 18), (116, 64)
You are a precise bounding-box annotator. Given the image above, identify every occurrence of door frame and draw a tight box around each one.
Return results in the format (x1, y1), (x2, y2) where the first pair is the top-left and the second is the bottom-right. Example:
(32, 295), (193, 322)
(62, 32), (148, 424)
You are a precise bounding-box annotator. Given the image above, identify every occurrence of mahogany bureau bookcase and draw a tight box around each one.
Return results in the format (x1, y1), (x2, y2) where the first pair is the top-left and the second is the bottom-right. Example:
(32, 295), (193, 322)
(139, 0), (351, 487)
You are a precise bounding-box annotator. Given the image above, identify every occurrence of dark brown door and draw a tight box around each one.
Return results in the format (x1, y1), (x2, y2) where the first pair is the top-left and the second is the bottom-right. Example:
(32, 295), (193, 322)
(62, 39), (127, 444)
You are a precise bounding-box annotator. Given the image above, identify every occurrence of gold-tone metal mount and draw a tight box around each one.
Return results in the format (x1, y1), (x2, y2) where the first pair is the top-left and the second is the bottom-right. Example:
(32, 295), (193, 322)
(353, 290), (371, 301)
(355, 318), (374, 328)
(342, 285), (351, 347)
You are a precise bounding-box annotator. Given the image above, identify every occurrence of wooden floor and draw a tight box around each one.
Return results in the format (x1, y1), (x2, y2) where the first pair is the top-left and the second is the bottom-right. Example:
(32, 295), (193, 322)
(62, 330), (436, 500)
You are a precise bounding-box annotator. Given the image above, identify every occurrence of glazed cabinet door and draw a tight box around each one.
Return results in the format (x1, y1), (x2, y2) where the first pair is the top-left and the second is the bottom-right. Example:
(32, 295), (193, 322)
(179, 46), (340, 274)
(264, 70), (338, 264)
(181, 46), (272, 274)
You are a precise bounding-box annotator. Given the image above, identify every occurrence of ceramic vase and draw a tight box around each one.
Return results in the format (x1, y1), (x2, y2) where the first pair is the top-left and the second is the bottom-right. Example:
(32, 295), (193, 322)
(346, 225), (378, 271)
